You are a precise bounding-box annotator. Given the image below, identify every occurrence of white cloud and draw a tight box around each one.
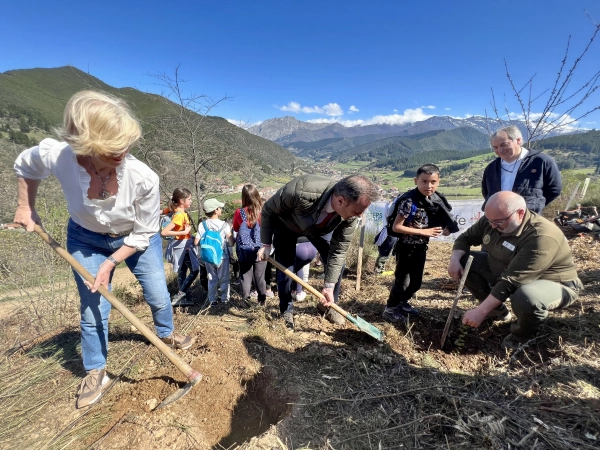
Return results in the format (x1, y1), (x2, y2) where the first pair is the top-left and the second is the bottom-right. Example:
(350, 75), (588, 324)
(362, 108), (433, 126)
(227, 119), (262, 129)
(348, 105), (359, 113)
(585, 121), (596, 124)
(279, 101), (324, 114)
(393, 109), (398, 113)
(323, 103), (343, 116)
(306, 107), (434, 127)
(307, 118), (365, 126)
(421, 105), (436, 110)
(278, 101), (343, 116)
(445, 107), (451, 111)
(505, 111), (587, 134)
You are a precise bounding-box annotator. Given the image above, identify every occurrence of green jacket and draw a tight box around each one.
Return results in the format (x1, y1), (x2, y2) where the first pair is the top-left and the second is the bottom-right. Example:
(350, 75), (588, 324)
(261, 175), (359, 283)
(453, 210), (579, 302)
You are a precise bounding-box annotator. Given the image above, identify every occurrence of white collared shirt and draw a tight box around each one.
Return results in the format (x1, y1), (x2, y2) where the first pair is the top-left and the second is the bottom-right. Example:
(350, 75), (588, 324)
(14, 138), (159, 250)
(316, 196), (334, 225)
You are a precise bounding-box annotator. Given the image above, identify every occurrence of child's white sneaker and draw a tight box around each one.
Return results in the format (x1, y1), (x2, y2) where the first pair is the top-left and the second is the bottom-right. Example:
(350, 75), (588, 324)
(295, 291), (307, 302)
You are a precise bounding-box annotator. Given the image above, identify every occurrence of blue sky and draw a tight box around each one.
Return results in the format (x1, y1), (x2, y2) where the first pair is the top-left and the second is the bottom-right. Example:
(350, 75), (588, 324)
(1, 0), (599, 130)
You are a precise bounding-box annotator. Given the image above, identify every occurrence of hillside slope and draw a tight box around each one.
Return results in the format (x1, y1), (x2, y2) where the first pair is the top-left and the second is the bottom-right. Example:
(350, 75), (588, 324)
(0, 66), (298, 178)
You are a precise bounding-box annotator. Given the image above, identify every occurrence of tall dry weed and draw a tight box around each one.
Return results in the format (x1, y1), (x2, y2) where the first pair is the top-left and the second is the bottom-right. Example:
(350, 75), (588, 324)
(0, 192), (78, 343)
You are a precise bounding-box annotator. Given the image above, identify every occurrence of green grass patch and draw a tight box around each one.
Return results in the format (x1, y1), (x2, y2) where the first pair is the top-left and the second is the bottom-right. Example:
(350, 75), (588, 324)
(333, 161), (371, 171)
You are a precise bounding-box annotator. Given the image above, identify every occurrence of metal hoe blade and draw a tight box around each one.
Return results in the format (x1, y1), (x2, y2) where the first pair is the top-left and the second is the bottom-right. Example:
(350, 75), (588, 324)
(156, 378), (200, 409)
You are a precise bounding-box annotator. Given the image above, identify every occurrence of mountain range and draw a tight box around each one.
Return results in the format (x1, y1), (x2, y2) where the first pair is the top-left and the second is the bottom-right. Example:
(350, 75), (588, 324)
(287, 127), (492, 161)
(248, 115), (519, 145)
(1, 67), (598, 181)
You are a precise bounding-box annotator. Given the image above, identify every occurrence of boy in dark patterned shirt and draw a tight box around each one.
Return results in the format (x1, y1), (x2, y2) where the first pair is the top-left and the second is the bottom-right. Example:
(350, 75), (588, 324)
(383, 164), (458, 323)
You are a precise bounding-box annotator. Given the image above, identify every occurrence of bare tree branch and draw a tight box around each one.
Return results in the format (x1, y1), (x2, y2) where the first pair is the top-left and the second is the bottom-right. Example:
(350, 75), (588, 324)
(489, 17), (600, 147)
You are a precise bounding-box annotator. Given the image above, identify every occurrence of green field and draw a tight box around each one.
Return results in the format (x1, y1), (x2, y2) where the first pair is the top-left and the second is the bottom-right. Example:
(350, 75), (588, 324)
(330, 151), (600, 202)
(569, 168), (597, 175)
(333, 160), (371, 170)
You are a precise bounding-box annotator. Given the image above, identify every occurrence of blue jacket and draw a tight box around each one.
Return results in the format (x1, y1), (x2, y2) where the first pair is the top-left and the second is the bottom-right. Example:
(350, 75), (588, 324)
(482, 148), (562, 213)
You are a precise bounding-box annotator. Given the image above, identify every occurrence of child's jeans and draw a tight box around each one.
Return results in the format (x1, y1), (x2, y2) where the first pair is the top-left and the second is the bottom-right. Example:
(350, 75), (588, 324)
(206, 258), (230, 303)
(178, 251), (199, 293)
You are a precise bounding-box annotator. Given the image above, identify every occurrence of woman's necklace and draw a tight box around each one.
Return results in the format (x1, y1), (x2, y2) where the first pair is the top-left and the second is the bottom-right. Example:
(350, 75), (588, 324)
(89, 159), (115, 199)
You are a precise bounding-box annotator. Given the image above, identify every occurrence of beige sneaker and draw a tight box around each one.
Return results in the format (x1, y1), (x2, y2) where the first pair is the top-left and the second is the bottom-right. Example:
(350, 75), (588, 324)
(76, 369), (110, 409)
(161, 333), (195, 350)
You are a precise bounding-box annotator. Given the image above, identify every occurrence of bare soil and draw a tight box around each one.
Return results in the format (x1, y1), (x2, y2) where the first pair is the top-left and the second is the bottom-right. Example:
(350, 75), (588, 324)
(1, 236), (599, 449)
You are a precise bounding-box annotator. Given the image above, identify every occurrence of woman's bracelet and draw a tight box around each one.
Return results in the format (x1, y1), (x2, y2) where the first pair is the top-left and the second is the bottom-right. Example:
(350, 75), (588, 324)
(324, 282), (335, 289)
(107, 255), (120, 266)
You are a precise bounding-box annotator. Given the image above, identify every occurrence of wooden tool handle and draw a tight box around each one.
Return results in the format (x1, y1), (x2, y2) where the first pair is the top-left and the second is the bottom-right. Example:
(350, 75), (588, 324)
(440, 255), (474, 348)
(266, 256), (350, 317)
(454, 256), (473, 299)
(34, 224), (201, 384)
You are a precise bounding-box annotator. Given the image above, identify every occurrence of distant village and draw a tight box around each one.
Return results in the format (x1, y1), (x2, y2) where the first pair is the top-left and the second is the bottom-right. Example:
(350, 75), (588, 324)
(222, 163), (402, 204)
(1, 165), (404, 230)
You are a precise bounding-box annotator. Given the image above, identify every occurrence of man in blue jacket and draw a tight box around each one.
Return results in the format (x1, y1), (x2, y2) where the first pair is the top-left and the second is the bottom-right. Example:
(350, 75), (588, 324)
(482, 126), (562, 213)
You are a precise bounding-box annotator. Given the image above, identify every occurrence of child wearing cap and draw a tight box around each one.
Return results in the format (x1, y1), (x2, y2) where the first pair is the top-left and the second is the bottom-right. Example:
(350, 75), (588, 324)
(195, 198), (234, 305)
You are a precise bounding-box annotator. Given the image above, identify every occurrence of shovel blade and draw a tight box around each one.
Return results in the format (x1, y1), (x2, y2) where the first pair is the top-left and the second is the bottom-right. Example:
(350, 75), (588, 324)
(345, 314), (385, 341)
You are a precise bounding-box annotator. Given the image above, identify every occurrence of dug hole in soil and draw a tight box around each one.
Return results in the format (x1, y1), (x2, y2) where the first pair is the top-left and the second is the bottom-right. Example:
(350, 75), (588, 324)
(95, 303), (297, 449)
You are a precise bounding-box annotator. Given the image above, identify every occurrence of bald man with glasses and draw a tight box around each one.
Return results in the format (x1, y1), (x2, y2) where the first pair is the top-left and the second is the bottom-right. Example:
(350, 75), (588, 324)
(448, 191), (583, 350)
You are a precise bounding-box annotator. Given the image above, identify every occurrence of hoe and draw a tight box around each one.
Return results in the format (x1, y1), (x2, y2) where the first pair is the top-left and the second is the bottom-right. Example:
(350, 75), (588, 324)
(34, 224), (201, 408)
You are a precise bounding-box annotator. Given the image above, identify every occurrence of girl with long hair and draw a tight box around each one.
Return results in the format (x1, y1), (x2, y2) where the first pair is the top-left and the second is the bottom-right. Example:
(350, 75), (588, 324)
(232, 184), (268, 305)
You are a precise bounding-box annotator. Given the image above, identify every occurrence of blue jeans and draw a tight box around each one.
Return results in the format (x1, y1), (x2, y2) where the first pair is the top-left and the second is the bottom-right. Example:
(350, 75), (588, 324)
(205, 258), (230, 303)
(178, 251), (199, 293)
(66, 219), (174, 371)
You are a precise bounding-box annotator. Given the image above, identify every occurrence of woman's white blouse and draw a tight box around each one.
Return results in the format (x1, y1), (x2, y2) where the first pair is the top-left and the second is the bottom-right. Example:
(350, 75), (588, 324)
(14, 138), (160, 250)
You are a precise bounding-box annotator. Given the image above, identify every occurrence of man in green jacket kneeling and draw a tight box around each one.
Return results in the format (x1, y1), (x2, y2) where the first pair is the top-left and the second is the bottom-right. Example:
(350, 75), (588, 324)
(448, 191), (583, 350)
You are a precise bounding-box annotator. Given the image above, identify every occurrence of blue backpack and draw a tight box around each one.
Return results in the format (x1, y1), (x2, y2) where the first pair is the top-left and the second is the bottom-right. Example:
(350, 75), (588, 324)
(160, 211), (184, 240)
(199, 221), (226, 266)
(236, 208), (262, 263)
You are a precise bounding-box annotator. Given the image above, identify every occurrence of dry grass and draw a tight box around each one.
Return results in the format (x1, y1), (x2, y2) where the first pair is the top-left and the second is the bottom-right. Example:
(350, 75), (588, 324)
(0, 231), (599, 449)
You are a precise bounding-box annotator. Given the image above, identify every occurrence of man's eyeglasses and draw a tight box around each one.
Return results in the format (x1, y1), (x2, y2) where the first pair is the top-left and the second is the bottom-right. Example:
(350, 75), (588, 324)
(486, 210), (518, 227)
